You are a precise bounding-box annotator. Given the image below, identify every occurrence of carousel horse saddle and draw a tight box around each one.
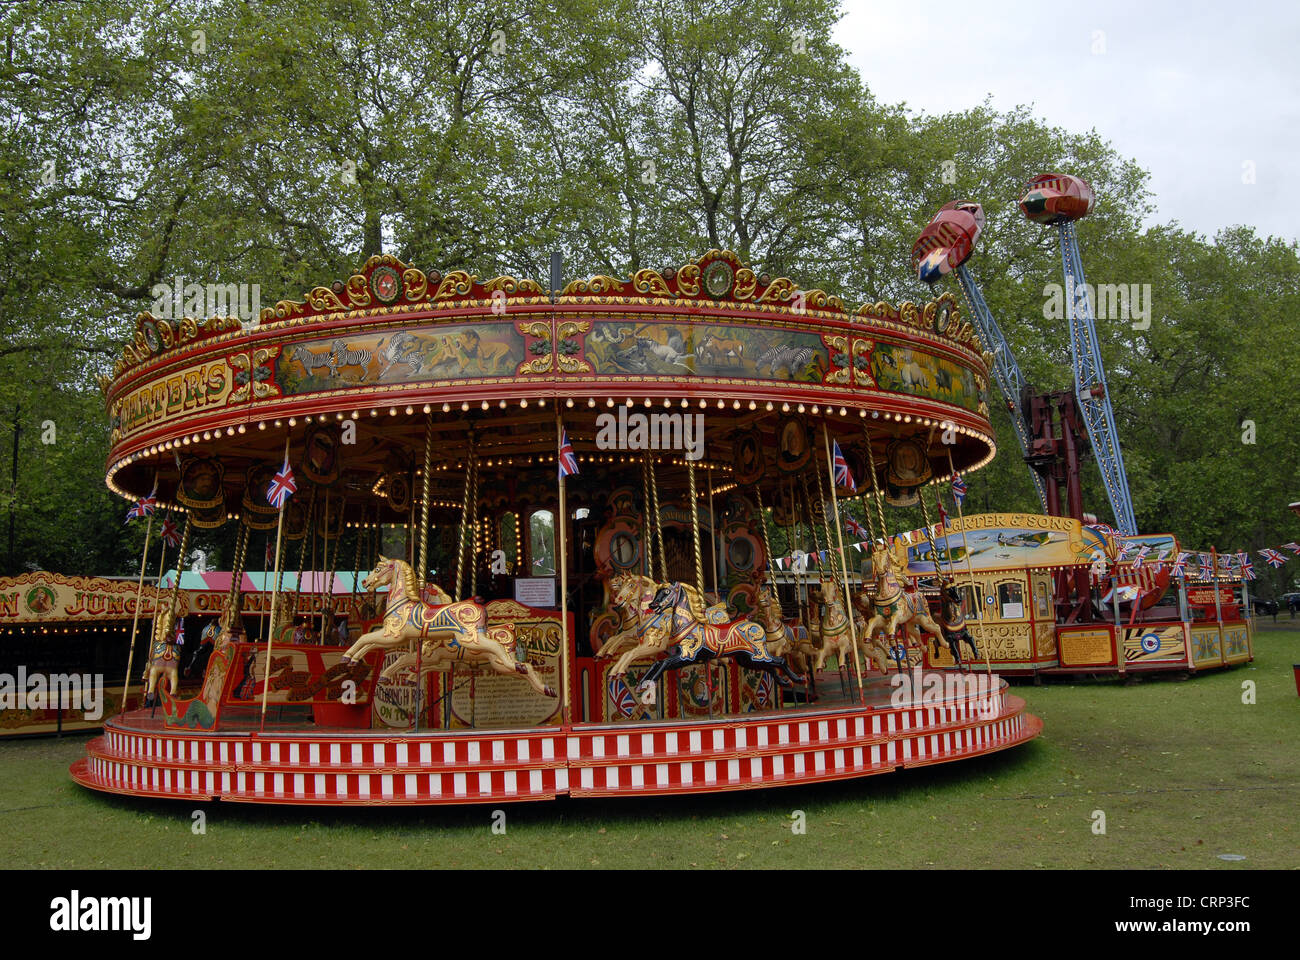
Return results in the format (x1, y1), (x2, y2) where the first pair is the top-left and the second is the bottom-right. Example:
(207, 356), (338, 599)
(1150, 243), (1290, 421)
(703, 603), (730, 625)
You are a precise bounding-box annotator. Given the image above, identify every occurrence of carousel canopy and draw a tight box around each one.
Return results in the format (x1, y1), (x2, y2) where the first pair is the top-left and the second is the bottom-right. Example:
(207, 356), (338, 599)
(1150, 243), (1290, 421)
(101, 250), (996, 527)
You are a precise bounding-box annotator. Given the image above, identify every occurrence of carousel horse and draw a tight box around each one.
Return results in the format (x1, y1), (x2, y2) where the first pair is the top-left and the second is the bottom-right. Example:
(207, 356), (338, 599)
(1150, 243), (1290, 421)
(863, 540), (946, 660)
(609, 582), (803, 691)
(143, 598), (185, 706)
(594, 572), (662, 662)
(184, 617), (221, 679)
(937, 581), (981, 669)
(755, 590), (816, 679)
(810, 578), (857, 673)
(847, 590), (898, 674)
(347, 556), (555, 698)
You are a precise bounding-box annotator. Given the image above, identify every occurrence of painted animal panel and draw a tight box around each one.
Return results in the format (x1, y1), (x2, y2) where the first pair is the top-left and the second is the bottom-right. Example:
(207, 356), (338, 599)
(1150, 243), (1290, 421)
(871, 342), (978, 411)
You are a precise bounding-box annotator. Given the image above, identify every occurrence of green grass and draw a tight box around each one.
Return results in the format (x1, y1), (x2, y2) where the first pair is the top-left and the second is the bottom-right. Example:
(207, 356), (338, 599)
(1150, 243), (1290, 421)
(2, 629), (1297, 869)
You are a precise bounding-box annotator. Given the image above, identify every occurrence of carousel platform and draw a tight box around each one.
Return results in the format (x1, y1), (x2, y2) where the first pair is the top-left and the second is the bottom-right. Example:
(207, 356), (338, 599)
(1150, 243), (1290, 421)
(70, 673), (1040, 805)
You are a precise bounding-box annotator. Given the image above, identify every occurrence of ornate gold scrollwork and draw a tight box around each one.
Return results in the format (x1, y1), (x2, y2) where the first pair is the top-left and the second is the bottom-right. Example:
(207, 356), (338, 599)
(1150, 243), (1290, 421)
(308, 286), (347, 312)
(675, 263), (701, 297)
(560, 275), (625, 297)
(852, 338), (876, 388)
(557, 320), (593, 373)
(345, 274), (371, 308)
(402, 268), (428, 301)
(631, 269), (673, 299)
(733, 268), (757, 300)
(823, 334), (851, 385)
(517, 320), (553, 375)
(433, 270), (475, 300)
(483, 276), (546, 296)
(756, 278), (797, 305)
(228, 353), (251, 404)
(251, 347), (277, 399)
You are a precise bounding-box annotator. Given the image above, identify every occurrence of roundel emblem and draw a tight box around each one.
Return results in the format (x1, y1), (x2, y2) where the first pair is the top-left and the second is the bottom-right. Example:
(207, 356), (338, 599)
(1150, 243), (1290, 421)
(1140, 632), (1161, 653)
(370, 265), (402, 304)
(703, 260), (734, 299)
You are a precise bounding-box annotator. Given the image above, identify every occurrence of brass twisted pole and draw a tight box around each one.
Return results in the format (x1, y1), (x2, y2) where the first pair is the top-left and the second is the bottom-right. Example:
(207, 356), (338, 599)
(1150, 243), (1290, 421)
(454, 433), (475, 601)
(417, 413), (434, 589)
(688, 458), (704, 598)
(647, 451), (666, 581)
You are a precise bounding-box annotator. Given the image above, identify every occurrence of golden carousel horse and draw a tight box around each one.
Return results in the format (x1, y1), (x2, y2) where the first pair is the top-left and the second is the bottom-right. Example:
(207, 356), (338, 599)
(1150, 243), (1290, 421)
(608, 581), (803, 691)
(345, 556), (555, 698)
(863, 540), (945, 659)
(594, 572), (662, 662)
(755, 590), (816, 678)
(848, 590), (900, 674)
(809, 578), (858, 673)
(143, 598), (185, 706)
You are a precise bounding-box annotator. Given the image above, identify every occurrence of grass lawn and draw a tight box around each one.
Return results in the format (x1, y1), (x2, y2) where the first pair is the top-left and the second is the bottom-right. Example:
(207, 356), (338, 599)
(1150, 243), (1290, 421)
(2, 627), (1297, 870)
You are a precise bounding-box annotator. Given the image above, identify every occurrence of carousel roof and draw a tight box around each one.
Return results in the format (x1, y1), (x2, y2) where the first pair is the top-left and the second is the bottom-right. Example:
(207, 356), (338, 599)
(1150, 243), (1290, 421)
(101, 250), (998, 522)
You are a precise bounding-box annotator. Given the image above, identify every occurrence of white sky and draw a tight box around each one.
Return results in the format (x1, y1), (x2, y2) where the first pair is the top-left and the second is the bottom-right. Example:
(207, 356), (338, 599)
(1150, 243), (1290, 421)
(835, 0), (1300, 243)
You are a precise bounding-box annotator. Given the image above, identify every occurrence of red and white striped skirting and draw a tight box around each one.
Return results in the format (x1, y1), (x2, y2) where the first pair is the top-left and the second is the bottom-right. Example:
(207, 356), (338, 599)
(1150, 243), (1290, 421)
(70, 683), (1039, 806)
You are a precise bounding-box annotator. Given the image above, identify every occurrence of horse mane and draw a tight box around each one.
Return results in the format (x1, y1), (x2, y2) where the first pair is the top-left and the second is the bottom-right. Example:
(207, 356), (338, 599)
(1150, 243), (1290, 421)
(676, 583), (710, 621)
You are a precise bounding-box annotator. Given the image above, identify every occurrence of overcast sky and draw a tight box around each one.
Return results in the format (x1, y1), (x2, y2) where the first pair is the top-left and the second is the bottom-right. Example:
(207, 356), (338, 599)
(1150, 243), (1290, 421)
(834, 0), (1299, 244)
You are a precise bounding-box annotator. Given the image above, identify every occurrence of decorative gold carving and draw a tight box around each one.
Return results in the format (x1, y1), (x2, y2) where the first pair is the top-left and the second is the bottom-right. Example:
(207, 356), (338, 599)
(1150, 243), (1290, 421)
(823, 334), (851, 385)
(483, 276), (545, 296)
(631, 269), (673, 298)
(803, 289), (844, 312)
(228, 353), (251, 404)
(307, 286), (346, 312)
(756, 278), (796, 305)
(676, 264), (701, 297)
(345, 273), (372, 307)
(733, 268), (757, 300)
(432, 270), (475, 300)
(561, 275), (624, 296)
(852, 338), (876, 388)
(402, 268), (428, 301)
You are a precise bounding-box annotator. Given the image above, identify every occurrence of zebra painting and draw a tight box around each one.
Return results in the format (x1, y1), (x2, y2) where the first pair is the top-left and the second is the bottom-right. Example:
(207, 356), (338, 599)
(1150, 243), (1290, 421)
(325, 340), (372, 377)
(755, 345), (817, 379)
(376, 332), (422, 378)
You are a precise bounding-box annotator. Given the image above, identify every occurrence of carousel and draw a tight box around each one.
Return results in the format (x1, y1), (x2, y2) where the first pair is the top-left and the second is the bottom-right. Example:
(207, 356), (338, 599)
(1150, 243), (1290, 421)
(71, 250), (1040, 805)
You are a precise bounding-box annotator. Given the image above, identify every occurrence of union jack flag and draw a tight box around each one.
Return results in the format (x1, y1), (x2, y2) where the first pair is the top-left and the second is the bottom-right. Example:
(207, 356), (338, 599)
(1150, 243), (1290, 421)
(950, 472), (967, 506)
(1132, 544), (1150, 568)
(1238, 552), (1255, 580)
(1118, 541), (1138, 560)
(124, 484), (158, 524)
(937, 499), (949, 529)
(267, 456), (297, 509)
(1198, 553), (1215, 579)
(159, 516), (181, 548)
(608, 675), (636, 718)
(1170, 552), (1189, 577)
(845, 516), (868, 540)
(832, 441), (855, 492)
(1259, 548), (1287, 569)
(558, 426), (579, 479)
(1282, 542), (1300, 555)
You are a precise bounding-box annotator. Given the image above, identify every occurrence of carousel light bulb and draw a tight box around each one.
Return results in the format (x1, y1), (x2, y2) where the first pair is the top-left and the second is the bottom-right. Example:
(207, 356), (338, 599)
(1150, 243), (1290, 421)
(782, 403), (790, 412)
(859, 409), (866, 418)
(461, 403), (470, 411)
(482, 401), (489, 410)
(748, 401), (756, 410)
(521, 399), (528, 408)
(422, 405), (431, 414)
(606, 398), (614, 407)
(202, 431), (212, 440)
(797, 405), (805, 414)
(586, 398), (595, 407)
(442, 404), (450, 412)
(840, 407), (847, 417)
(238, 425), (246, 434)
(810, 406), (818, 415)
(904, 416), (911, 423)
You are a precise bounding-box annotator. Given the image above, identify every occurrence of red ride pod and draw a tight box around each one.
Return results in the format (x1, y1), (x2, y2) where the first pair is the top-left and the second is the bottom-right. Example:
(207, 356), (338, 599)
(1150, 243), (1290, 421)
(912, 201), (985, 283)
(1019, 173), (1095, 224)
